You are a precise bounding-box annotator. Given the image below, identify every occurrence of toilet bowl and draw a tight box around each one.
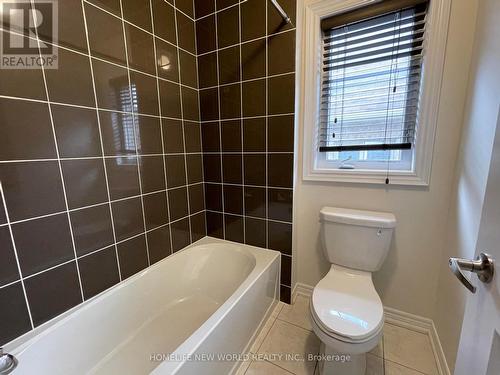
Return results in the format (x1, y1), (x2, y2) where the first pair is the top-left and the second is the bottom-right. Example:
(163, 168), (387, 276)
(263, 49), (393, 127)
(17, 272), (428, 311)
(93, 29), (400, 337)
(311, 207), (396, 375)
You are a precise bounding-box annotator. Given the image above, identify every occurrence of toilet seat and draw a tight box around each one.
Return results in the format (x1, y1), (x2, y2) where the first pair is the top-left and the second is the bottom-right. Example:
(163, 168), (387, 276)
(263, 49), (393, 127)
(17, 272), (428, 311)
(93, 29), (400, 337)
(311, 265), (384, 343)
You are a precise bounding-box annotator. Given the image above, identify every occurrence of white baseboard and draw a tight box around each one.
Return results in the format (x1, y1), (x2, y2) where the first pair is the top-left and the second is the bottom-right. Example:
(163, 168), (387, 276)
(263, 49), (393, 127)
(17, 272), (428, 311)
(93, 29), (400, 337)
(292, 282), (450, 375)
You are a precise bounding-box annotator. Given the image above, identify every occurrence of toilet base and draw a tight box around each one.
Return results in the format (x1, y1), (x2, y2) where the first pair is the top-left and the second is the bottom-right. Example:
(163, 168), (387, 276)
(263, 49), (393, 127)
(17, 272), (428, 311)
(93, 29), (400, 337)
(317, 342), (367, 375)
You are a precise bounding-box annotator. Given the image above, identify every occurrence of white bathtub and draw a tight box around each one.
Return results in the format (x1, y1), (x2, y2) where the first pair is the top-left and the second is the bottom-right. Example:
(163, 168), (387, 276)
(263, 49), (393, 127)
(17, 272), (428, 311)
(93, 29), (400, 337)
(6, 237), (280, 374)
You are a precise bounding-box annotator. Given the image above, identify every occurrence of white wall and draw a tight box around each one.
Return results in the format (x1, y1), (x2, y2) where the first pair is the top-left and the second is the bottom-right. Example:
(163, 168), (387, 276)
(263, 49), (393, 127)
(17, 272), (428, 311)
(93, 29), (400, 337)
(433, 0), (500, 370)
(294, 0), (478, 320)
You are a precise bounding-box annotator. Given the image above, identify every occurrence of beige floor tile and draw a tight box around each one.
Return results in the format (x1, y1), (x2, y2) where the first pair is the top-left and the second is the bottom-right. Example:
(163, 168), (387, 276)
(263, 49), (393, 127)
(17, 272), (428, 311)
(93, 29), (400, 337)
(383, 324), (438, 375)
(369, 334), (384, 358)
(272, 302), (285, 318)
(278, 295), (312, 331)
(258, 320), (320, 375)
(250, 316), (277, 354)
(234, 358), (252, 375)
(384, 360), (428, 375)
(366, 353), (385, 375)
(245, 360), (294, 375)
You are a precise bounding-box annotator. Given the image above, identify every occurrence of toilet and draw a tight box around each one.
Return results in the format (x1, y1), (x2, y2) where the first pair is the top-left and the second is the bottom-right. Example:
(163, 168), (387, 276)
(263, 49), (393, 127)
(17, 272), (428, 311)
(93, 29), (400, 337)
(310, 207), (396, 375)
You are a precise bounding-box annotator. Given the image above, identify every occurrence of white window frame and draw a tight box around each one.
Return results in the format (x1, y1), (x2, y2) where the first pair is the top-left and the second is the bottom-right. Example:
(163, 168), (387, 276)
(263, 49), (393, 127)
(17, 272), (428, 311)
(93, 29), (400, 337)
(298, 0), (451, 185)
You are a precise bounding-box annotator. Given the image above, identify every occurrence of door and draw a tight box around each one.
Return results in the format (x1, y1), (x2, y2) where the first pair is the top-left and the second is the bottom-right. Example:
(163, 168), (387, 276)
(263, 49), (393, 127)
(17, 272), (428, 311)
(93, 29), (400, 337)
(453, 110), (500, 375)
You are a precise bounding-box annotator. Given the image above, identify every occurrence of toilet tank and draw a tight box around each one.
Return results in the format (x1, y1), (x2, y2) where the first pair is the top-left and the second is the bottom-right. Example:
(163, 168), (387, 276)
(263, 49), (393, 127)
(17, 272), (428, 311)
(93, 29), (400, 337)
(320, 207), (396, 272)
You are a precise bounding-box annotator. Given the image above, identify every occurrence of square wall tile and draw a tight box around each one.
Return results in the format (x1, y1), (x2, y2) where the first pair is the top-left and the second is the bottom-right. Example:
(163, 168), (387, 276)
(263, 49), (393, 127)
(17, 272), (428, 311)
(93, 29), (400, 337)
(268, 74), (295, 115)
(130, 71), (160, 116)
(268, 30), (296, 75)
(184, 121), (201, 152)
(281, 254), (291, 285)
(166, 155), (187, 188)
(221, 120), (242, 152)
(245, 217), (266, 248)
(203, 154), (222, 183)
(225, 214), (244, 243)
(223, 185), (243, 215)
(241, 0), (266, 42)
(196, 16), (216, 54)
(194, 0), (215, 18)
(122, 0), (152, 31)
(268, 0), (296, 35)
(241, 39), (266, 80)
(268, 154), (294, 188)
(280, 284), (291, 303)
(176, 0), (194, 17)
(125, 24), (156, 75)
(99, 111), (137, 156)
(117, 235), (149, 279)
(268, 115), (294, 152)
(189, 183), (205, 213)
(181, 87), (200, 121)
(159, 80), (182, 118)
(87, 0), (120, 15)
(268, 221), (292, 255)
(187, 154), (203, 184)
(70, 204), (114, 256)
(105, 157), (141, 200)
(79, 246), (120, 299)
(168, 187), (189, 221)
(222, 154), (242, 184)
(268, 188), (293, 222)
(163, 119), (185, 154)
(0, 227), (19, 287)
(171, 217), (191, 251)
(242, 79), (266, 117)
(111, 197), (144, 241)
(217, 6), (239, 48)
(198, 52), (218, 88)
(244, 187), (266, 218)
(205, 183), (222, 211)
(152, 0), (177, 44)
(92, 59), (131, 111)
(155, 38), (179, 82)
(219, 45), (240, 84)
(135, 116), (163, 155)
(200, 88), (219, 121)
(201, 122), (221, 152)
(139, 155), (166, 193)
(47, 0), (87, 52)
(180, 50), (198, 88)
(176, 11), (196, 54)
(244, 154), (266, 186)
(219, 84), (241, 119)
(147, 225), (171, 264)
(206, 211), (223, 238)
(243, 118), (266, 152)
(0, 283), (32, 345)
(190, 212), (206, 242)
(143, 192), (168, 230)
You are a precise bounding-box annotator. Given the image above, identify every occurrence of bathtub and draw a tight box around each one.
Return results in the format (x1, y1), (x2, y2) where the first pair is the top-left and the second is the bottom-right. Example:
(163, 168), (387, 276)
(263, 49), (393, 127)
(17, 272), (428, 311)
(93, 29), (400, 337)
(6, 237), (280, 374)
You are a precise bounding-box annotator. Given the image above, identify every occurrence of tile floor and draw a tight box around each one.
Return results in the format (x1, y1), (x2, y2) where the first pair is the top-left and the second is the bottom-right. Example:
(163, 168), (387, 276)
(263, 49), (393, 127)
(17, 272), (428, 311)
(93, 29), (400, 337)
(236, 295), (439, 375)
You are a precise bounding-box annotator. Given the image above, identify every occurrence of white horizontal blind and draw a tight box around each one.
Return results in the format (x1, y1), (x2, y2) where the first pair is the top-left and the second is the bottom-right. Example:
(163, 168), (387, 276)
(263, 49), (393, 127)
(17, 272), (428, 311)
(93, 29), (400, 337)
(318, 1), (428, 152)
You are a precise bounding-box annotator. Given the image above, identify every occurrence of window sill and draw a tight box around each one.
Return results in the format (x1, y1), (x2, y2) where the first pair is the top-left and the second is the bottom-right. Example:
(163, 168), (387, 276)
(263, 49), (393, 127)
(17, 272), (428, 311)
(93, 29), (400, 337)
(303, 168), (430, 186)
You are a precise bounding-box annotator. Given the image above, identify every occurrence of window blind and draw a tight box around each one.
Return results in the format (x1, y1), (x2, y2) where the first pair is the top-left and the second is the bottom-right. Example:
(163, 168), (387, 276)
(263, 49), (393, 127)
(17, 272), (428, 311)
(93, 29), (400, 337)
(318, 0), (429, 153)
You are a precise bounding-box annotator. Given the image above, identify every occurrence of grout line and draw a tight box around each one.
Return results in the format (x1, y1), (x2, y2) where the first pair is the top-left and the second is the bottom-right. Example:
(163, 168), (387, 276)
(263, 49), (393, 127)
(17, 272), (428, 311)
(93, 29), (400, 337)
(205, 209), (293, 225)
(265, 0), (269, 249)
(199, 71), (295, 90)
(238, 0), (246, 244)
(32, 2), (85, 302)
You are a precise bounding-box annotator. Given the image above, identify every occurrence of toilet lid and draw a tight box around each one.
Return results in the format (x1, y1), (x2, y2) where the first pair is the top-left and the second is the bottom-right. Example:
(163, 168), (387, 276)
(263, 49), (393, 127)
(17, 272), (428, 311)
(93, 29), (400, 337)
(311, 266), (384, 341)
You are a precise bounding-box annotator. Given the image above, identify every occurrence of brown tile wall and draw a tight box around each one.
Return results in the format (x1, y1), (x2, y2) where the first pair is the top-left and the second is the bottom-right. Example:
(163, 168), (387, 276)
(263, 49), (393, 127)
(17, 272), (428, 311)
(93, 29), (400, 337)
(0, 0), (204, 345)
(195, 0), (296, 303)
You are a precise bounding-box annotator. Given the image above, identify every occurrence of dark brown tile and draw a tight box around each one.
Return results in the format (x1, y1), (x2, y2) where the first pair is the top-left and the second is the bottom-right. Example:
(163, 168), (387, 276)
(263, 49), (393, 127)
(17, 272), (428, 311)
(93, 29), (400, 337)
(200, 88), (219, 121)
(147, 225), (171, 263)
(105, 157), (141, 200)
(162, 119), (185, 153)
(117, 235), (148, 279)
(180, 50), (198, 88)
(241, 0), (266, 42)
(139, 155), (166, 193)
(24, 262), (82, 327)
(217, 0), (238, 10)
(268, 221), (292, 255)
(268, 74), (295, 115)
(0, 32), (46, 100)
(268, 115), (294, 152)
(143, 192), (168, 230)
(198, 52), (217, 88)
(0, 99), (56, 160)
(152, 0), (177, 44)
(268, 0), (296, 35)
(206, 211), (223, 238)
(220, 84), (241, 119)
(244, 154), (266, 186)
(61, 159), (108, 209)
(268, 153), (293, 188)
(217, 6), (239, 48)
(221, 120), (241, 152)
(190, 212), (206, 242)
(268, 30), (296, 75)
(201, 122), (220, 152)
(182, 87), (200, 121)
(79, 246), (119, 299)
(176, 0), (194, 17)
(92, 59), (131, 111)
(125, 24), (155, 75)
(0, 227), (18, 287)
(130, 71), (160, 116)
(159, 80), (182, 118)
(245, 217), (266, 247)
(87, 0), (120, 15)
(242, 79), (266, 117)
(241, 39), (266, 80)
(222, 154), (242, 184)
(111, 197), (144, 241)
(135, 115), (163, 155)
(184, 121), (202, 152)
(171, 217), (190, 251)
(269, 188), (293, 222)
(0, 162), (65, 222)
(196, 15), (216, 54)
(187, 154), (203, 184)
(177, 11), (196, 53)
(280, 254), (291, 285)
(168, 187), (188, 221)
(45, 48), (94, 106)
(205, 183), (222, 211)
(194, 0), (215, 18)
(46, 0), (87, 52)
(0, 199), (5, 224)
(203, 154), (221, 183)
(280, 284), (291, 303)
(0, 283), (31, 345)
(99, 111), (137, 156)
(244, 186), (266, 218)
(218, 45), (240, 84)
(123, 0), (152, 31)
(243, 118), (266, 152)
(223, 185), (243, 214)
(70, 204), (114, 256)
(189, 183), (205, 213)
(165, 155), (186, 188)
(225, 214), (244, 243)
(155, 38), (179, 82)
(53, 105), (101, 158)
(85, 3), (126, 64)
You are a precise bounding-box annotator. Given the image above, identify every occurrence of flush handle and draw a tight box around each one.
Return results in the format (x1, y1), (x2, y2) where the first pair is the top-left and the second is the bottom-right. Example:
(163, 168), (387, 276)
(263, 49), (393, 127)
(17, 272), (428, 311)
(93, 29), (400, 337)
(449, 253), (494, 293)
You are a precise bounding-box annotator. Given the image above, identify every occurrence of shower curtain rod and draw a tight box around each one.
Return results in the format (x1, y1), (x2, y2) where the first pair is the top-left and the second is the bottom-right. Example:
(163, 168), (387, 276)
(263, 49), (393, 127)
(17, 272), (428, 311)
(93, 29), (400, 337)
(269, 0), (292, 24)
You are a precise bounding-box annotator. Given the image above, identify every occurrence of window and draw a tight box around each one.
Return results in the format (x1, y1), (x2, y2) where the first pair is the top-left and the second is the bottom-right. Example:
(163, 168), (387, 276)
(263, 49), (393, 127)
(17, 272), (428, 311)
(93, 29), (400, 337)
(300, 0), (451, 185)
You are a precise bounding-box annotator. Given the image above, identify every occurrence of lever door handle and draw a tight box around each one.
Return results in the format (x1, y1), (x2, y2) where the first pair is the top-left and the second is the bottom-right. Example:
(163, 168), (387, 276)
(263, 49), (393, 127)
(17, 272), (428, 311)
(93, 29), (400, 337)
(449, 253), (494, 293)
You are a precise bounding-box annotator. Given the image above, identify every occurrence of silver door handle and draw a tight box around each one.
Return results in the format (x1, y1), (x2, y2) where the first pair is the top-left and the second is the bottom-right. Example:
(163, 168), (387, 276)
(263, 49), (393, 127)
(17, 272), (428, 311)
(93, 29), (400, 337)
(449, 253), (494, 293)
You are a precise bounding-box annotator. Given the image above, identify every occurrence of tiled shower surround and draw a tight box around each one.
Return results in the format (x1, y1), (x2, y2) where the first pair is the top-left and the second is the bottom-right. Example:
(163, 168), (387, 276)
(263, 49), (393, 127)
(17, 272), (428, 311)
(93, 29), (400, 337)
(0, 0), (295, 346)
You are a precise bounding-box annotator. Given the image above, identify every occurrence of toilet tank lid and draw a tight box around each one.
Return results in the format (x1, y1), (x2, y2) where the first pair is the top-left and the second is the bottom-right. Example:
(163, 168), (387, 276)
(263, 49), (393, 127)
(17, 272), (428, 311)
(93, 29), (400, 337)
(320, 207), (396, 228)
